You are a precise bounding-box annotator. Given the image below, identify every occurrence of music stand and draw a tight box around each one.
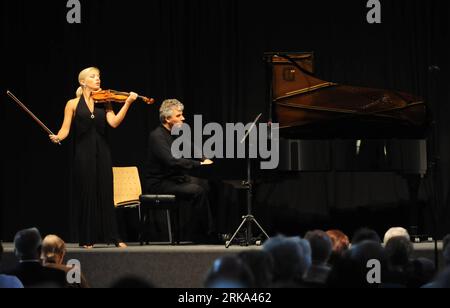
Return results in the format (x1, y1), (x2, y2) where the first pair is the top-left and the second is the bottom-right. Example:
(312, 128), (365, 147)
(225, 113), (270, 248)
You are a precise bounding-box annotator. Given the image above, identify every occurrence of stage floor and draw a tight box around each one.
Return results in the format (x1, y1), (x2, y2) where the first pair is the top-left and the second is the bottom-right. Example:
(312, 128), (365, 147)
(1, 242), (261, 288)
(0, 242), (445, 288)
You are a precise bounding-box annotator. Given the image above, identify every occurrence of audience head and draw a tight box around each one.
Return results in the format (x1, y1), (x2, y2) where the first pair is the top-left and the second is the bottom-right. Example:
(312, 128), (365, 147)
(443, 234), (450, 267)
(295, 236), (312, 269)
(423, 267), (450, 288)
(384, 236), (413, 268)
(443, 234), (450, 250)
(326, 229), (350, 255)
(409, 257), (436, 288)
(14, 227), (42, 261)
(383, 227), (410, 244)
(304, 230), (333, 265)
(326, 250), (362, 288)
(346, 240), (387, 288)
(204, 255), (254, 288)
(238, 250), (274, 288)
(351, 228), (381, 245)
(263, 235), (311, 284)
(350, 240), (387, 267)
(0, 241), (3, 264)
(41, 235), (66, 265)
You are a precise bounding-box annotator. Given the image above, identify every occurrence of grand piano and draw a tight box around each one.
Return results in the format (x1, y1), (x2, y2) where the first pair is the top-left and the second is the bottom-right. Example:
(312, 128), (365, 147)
(265, 52), (429, 235)
(267, 52), (428, 174)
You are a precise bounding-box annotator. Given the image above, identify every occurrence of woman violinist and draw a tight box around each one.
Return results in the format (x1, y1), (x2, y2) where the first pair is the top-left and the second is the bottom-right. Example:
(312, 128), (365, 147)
(49, 67), (138, 249)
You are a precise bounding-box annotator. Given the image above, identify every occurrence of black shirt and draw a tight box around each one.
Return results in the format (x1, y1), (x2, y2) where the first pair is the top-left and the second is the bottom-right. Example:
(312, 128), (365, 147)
(145, 125), (201, 191)
(6, 262), (67, 288)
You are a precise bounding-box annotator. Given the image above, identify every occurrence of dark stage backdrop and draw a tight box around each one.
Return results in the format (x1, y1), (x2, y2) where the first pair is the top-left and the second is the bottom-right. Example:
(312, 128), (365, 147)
(1, 0), (449, 241)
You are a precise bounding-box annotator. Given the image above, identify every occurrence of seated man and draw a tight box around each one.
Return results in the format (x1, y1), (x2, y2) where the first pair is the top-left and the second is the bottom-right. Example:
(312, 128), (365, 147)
(144, 99), (215, 243)
(6, 228), (67, 288)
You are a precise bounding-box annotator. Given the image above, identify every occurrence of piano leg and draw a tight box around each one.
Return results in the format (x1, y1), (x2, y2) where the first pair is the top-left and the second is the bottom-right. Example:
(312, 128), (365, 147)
(405, 174), (422, 242)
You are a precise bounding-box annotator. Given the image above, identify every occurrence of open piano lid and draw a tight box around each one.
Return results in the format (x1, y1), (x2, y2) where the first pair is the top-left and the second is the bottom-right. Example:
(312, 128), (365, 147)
(267, 52), (429, 139)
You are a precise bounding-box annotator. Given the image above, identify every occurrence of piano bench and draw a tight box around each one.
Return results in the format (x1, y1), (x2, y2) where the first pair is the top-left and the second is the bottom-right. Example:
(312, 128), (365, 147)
(139, 194), (180, 245)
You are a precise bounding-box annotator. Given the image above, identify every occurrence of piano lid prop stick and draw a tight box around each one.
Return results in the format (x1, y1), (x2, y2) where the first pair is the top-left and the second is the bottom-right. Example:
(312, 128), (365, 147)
(241, 113), (263, 144)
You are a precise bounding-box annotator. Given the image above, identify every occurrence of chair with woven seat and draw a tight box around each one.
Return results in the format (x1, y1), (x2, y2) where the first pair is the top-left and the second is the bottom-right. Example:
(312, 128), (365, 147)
(113, 166), (142, 212)
(112, 167), (180, 245)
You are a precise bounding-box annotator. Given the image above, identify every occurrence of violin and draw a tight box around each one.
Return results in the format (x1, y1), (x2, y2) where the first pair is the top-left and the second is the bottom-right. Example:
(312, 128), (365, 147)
(91, 89), (155, 105)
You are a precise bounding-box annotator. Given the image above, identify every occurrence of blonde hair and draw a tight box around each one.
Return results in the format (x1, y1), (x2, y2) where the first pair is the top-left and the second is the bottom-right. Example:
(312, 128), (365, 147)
(41, 234), (66, 264)
(383, 227), (410, 244)
(76, 67), (100, 97)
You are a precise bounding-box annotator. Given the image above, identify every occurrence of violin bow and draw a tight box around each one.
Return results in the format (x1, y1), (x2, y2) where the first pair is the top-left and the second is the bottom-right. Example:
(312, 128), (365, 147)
(6, 90), (61, 145)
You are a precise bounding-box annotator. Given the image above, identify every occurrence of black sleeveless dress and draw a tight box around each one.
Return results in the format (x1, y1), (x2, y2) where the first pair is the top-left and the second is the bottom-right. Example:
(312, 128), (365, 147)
(72, 96), (120, 246)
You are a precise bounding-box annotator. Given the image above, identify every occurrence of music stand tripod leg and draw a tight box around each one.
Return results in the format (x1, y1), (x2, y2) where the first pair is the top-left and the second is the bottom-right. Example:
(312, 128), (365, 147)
(226, 113), (270, 248)
(251, 216), (270, 240)
(225, 215), (270, 248)
(225, 216), (249, 248)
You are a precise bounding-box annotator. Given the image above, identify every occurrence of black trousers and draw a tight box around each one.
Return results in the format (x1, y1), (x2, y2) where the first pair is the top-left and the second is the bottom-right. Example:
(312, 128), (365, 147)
(146, 176), (215, 241)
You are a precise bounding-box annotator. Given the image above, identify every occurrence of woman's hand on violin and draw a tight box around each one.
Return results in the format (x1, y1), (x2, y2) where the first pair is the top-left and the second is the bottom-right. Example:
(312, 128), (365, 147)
(49, 134), (61, 144)
(125, 92), (138, 105)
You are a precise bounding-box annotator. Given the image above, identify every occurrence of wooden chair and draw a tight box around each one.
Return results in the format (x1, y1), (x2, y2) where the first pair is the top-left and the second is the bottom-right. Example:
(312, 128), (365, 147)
(112, 167), (179, 245)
